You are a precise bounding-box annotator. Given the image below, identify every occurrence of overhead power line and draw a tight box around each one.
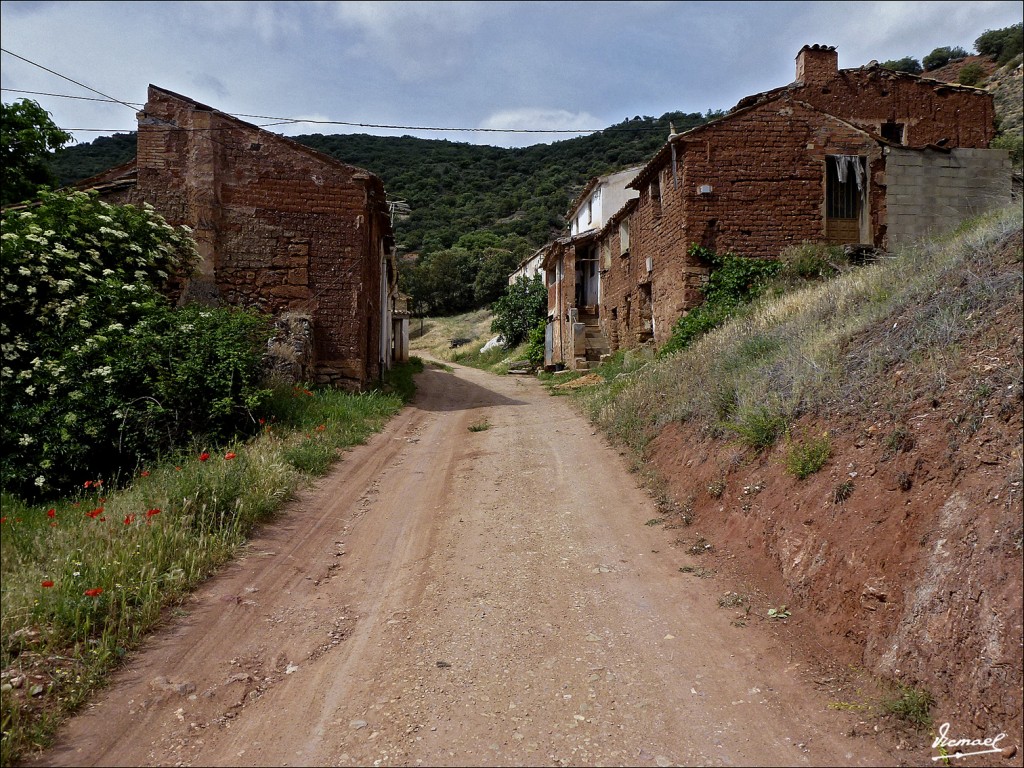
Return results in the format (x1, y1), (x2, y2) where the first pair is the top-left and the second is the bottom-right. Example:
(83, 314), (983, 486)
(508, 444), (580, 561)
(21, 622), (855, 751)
(1, 88), (143, 107)
(2, 85), (604, 134)
(1, 52), (693, 137)
(1, 48), (140, 114)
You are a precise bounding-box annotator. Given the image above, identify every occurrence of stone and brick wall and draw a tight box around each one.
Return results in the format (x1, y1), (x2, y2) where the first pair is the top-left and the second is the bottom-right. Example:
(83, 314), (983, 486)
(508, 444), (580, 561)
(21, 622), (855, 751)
(90, 86), (393, 390)
(789, 45), (997, 148)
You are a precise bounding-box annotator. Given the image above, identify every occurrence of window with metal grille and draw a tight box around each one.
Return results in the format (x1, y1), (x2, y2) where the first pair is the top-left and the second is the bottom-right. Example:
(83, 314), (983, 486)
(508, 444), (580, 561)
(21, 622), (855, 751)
(826, 155), (864, 219)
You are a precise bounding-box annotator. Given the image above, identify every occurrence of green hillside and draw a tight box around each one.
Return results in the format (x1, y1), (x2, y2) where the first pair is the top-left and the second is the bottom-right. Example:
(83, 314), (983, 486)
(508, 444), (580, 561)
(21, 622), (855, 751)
(47, 111), (708, 255)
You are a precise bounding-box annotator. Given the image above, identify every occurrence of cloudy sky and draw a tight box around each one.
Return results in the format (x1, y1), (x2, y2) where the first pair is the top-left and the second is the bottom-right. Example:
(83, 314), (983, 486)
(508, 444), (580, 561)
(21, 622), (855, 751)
(2, 1), (1021, 149)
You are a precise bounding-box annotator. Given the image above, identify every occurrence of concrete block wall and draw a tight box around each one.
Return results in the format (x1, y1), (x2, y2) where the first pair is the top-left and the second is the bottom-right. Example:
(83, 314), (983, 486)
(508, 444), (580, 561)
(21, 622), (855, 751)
(885, 147), (1013, 246)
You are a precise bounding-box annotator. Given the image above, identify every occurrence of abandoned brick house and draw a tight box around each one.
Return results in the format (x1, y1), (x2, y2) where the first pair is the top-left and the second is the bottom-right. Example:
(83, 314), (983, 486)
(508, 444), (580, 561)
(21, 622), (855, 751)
(540, 165), (642, 367)
(543, 45), (1013, 370)
(78, 85), (408, 390)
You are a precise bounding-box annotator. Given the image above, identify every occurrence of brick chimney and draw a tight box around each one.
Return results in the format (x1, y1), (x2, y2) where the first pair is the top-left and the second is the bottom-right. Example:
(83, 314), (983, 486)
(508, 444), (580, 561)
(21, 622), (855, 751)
(795, 44), (838, 85)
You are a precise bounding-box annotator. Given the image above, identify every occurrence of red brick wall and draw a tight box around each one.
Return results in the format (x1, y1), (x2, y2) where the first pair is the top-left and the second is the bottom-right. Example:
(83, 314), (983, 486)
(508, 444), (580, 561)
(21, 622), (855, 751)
(596, 212), (657, 352)
(120, 87), (391, 390)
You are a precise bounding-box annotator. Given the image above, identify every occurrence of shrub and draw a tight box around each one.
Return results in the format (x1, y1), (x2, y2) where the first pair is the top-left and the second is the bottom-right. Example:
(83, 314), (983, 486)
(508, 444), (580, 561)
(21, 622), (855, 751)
(882, 683), (935, 728)
(991, 133), (1023, 167)
(491, 273), (546, 348)
(726, 405), (788, 452)
(922, 46), (969, 71)
(785, 432), (832, 479)
(660, 245), (781, 357)
(832, 479), (855, 503)
(526, 318), (546, 366)
(975, 23), (1023, 66)
(0, 191), (274, 498)
(957, 62), (987, 86)
(777, 242), (843, 282)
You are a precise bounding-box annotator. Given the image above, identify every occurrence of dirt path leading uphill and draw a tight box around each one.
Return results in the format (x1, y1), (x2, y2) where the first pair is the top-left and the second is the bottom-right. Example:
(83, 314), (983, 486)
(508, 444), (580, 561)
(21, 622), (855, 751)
(32, 362), (895, 767)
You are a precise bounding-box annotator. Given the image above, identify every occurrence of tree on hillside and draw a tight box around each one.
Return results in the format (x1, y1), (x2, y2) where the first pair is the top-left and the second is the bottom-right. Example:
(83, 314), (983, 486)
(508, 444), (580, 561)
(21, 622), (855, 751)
(922, 46), (969, 71)
(1, 99), (72, 206)
(880, 56), (923, 75)
(976, 23), (1023, 65)
(473, 249), (523, 307)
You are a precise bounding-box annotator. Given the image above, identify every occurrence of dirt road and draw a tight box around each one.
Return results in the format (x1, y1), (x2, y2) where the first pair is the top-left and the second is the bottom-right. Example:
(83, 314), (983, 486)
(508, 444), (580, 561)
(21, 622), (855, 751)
(33, 362), (895, 767)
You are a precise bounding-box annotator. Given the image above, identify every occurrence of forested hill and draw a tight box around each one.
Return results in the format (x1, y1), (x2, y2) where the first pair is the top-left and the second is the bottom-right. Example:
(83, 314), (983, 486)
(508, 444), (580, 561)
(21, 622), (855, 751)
(47, 111), (710, 254)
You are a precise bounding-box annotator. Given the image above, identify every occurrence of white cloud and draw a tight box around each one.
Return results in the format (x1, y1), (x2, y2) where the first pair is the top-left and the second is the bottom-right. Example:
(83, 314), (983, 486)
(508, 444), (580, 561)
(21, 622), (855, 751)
(325, 0), (488, 81)
(179, 1), (305, 42)
(474, 108), (605, 148)
(269, 113), (341, 136)
(480, 108), (602, 132)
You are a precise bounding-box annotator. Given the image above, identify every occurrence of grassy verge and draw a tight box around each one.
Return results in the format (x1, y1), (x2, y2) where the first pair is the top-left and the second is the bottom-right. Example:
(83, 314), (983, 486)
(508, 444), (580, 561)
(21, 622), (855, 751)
(0, 360), (421, 764)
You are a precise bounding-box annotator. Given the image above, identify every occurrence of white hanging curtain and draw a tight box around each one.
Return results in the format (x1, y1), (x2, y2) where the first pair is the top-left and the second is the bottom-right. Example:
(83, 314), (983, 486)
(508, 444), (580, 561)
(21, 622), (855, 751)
(834, 155), (864, 190)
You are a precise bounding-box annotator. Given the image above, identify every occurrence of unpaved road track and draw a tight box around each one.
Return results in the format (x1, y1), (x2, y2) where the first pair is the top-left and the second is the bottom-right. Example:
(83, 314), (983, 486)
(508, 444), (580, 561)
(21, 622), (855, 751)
(33, 362), (893, 767)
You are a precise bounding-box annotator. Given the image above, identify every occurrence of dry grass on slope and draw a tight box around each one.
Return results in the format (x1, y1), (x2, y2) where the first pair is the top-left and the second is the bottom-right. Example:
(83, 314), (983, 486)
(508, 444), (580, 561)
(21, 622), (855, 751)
(579, 204), (1023, 456)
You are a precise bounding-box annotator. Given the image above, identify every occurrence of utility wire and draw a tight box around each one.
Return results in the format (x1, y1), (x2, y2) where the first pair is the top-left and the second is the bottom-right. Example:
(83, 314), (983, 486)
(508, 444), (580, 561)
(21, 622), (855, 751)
(2, 77), (691, 136)
(1, 49), (249, 151)
(1, 88), (143, 107)
(1, 48), (140, 114)
(2, 48), (704, 140)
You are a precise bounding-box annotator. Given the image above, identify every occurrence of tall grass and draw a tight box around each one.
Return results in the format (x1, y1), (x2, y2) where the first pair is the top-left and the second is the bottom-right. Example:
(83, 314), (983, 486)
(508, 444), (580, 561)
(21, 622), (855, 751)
(0, 362), (419, 764)
(577, 205), (1023, 455)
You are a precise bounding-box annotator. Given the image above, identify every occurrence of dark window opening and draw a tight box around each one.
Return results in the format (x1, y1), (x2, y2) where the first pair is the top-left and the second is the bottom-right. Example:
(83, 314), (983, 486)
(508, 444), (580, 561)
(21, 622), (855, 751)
(650, 178), (662, 217)
(880, 122), (905, 144)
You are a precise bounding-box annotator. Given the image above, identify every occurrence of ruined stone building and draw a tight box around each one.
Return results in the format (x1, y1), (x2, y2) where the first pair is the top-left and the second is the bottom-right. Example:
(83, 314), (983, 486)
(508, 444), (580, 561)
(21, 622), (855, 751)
(543, 45), (1013, 370)
(79, 85), (407, 390)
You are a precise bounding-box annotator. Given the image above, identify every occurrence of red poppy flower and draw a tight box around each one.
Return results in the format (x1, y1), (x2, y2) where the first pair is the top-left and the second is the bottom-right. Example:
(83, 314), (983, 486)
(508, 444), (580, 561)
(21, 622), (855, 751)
(123, 514), (135, 525)
(316, 424), (326, 432)
(84, 588), (103, 597)
(98, 497), (106, 503)
(146, 508), (161, 517)
(259, 417), (266, 425)
(0, 517), (6, 523)
(199, 452), (210, 462)
(175, 466), (182, 472)
(95, 480), (103, 487)
(140, 470), (150, 477)
(86, 508), (104, 519)
(41, 580), (54, 588)
(224, 452), (237, 460)
(50, 522), (58, 527)
(83, 480), (93, 488)
(47, 509), (56, 518)
(304, 389), (314, 396)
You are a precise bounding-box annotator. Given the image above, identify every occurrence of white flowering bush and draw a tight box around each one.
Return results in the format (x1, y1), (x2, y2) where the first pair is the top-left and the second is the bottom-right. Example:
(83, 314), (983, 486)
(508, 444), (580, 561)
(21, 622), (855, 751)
(1, 190), (273, 498)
